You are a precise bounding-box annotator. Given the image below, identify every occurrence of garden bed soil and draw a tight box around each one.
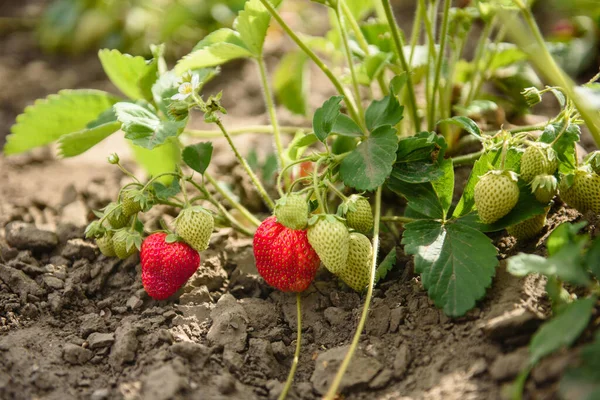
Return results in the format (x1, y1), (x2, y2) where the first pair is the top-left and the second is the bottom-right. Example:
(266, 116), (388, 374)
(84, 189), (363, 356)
(1, 8), (598, 400)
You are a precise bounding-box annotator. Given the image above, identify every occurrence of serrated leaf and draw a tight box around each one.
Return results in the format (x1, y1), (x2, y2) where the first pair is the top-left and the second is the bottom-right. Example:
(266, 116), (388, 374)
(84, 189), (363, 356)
(274, 51), (309, 115)
(98, 49), (155, 100)
(529, 297), (595, 365)
(365, 94), (404, 131)
(332, 114), (363, 137)
(175, 29), (254, 73)
(391, 161), (444, 183)
(387, 177), (444, 220)
(114, 102), (185, 149)
(432, 159), (454, 216)
(235, 0), (283, 55)
(452, 148), (522, 218)
(58, 121), (121, 158)
(340, 125), (398, 191)
(182, 142), (213, 175)
(5, 89), (120, 155)
(130, 138), (181, 182)
(153, 179), (181, 201)
(313, 96), (343, 142)
(396, 131), (445, 162)
(439, 116), (482, 139)
(375, 248), (396, 283)
(402, 220), (498, 317)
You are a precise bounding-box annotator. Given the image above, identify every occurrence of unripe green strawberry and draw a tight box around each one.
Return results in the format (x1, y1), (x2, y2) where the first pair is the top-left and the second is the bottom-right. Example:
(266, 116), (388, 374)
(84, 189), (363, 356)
(531, 174), (558, 204)
(507, 207), (549, 241)
(175, 206), (214, 252)
(474, 170), (520, 224)
(274, 193), (308, 230)
(112, 229), (141, 260)
(338, 232), (372, 292)
(520, 144), (558, 182)
(96, 233), (116, 257)
(307, 215), (349, 274)
(344, 195), (374, 234)
(559, 169), (600, 214)
(121, 190), (143, 217)
(105, 202), (130, 229)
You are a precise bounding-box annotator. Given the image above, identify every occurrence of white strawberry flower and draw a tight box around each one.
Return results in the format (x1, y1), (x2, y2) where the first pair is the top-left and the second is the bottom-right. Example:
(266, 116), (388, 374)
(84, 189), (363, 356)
(171, 73), (201, 101)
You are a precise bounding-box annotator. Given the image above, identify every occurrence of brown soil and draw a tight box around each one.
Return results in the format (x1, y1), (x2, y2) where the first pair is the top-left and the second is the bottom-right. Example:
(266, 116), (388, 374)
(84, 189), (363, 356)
(0, 5), (597, 400)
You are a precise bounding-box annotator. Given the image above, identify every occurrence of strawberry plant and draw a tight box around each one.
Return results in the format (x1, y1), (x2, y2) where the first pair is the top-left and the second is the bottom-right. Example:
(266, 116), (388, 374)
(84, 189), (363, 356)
(5, 0), (600, 398)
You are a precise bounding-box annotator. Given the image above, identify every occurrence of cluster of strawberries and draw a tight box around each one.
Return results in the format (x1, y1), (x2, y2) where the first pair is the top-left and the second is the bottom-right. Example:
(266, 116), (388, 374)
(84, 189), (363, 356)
(253, 193), (374, 293)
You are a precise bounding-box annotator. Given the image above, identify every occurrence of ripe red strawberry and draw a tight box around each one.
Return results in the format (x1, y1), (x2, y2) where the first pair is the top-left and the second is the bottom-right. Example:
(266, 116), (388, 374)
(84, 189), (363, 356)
(140, 232), (200, 300)
(253, 216), (320, 292)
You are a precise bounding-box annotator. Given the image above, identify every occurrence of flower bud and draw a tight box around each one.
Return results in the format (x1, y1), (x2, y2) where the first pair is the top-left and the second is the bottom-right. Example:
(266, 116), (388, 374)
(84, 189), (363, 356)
(107, 153), (120, 165)
(521, 87), (542, 107)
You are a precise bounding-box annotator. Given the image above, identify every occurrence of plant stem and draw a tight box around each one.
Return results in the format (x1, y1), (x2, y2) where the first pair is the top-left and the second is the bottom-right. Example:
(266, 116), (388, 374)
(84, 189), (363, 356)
(257, 56), (286, 168)
(323, 186), (382, 400)
(428, 0), (451, 131)
(324, 180), (348, 202)
(204, 172), (261, 227)
(156, 199), (185, 208)
(419, 0), (435, 129)
(115, 162), (141, 183)
(452, 150), (484, 166)
(278, 293), (302, 400)
(313, 158), (326, 212)
(381, 0), (420, 132)
(257, 0), (361, 124)
(185, 125), (307, 138)
(408, 0), (423, 66)
(276, 155), (319, 197)
(215, 119), (275, 210)
(340, 1), (369, 55)
(505, 1), (600, 146)
(335, 1), (366, 129)
(464, 18), (495, 106)
(380, 215), (417, 223)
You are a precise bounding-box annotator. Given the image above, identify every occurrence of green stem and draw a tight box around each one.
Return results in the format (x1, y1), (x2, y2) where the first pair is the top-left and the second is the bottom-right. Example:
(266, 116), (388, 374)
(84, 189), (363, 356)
(276, 155), (319, 197)
(141, 172), (182, 192)
(116, 162), (141, 183)
(381, 0), (420, 132)
(180, 177), (190, 206)
(324, 180), (348, 202)
(336, 1), (366, 128)
(323, 186), (382, 400)
(471, 23), (506, 104)
(380, 215), (418, 223)
(464, 18), (495, 106)
(278, 293), (302, 400)
(452, 150), (485, 166)
(257, 56), (286, 168)
(341, 1), (369, 55)
(215, 119), (275, 210)
(185, 125), (307, 138)
(419, 0), (435, 129)
(408, 0), (423, 66)
(204, 172), (261, 227)
(156, 199), (185, 208)
(313, 158), (326, 212)
(257, 0), (361, 124)
(428, 0), (451, 131)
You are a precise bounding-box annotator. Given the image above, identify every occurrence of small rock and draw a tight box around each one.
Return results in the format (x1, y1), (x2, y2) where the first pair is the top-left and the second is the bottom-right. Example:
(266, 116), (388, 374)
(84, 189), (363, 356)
(63, 343), (94, 365)
(468, 358), (488, 377)
(489, 348), (529, 381)
(418, 308), (440, 326)
(241, 298), (280, 336)
(79, 314), (107, 338)
(170, 342), (210, 366)
(87, 332), (115, 349)
(393, 344), (412, 378)
(42, 275), (64, 290)
(179, 286), (213, 305)
(271, 341), (288, 363)
(109, 323), (139, 370)
(215, 374), (237, 395)
(141, 364), (188, 400)
(311, 346), (382, 394)
(126, 296), (143, 310)
(246, 338), (284, 376)
(324, 307), (349, 327)
(366, 305), (391, 336)
(207, 294), (248, 352)
(62, 239), (96, 261)
(60, 200), (88, 227)
(389, 307), (407, 333)
(5, 222), (58, 252)
(0, 264), (45, 300)
(91, 388), (110, 400)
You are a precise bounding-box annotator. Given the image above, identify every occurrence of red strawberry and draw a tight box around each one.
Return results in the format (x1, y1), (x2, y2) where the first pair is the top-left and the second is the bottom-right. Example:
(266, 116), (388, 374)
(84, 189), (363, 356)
(253, 216), (320, 292)
(140, 233), (200, 300)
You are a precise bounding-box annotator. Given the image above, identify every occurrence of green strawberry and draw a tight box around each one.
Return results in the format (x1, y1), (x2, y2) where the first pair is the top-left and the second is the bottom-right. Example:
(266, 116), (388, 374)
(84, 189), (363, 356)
(520, 144), (558, 183)
(96, 233), (116, 257)
(112, 229), (141, 260)
(531, 174), (558, 204)
(105, 202), (130, 229)
(121, 190), (143, 217)
(559, 168), (600, 214)
(274, 193), (308, 230)
(474, 170), (520, 224)
(338, 232), (372, 292)
(307, 215), (349, 274)
(343, 195), (373, 234)
(175, 206), (214, 252)
(507, 207), (549, 241)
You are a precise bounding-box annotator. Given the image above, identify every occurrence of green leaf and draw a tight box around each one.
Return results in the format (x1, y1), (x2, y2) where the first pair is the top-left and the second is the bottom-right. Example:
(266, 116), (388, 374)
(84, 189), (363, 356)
(5, 89), (120, 155)
(432, 159), (454, 217)
(313, 96), (343, 142)
(529, 297), (595, 365)
(345, 0), (373, 20)
(547, 221), (588, 256)
(340, 125), (398, 191)
(402, 220), (498, 317)
(541, 122), (580, 170)
(391, 161), (444, 183)
(58, 121), (121, 158)
(130, 138), (181, 182)
(274, 51), (309, 115)
(182, 142), (213, 175)
(332, 114), (363, 137)
(175, 29), (253, 73)
(389, 73), (407, 95)
(396, 131), (446, 162)
(439, 116), (482, 139)
(585, 236), (600, 280)
(365, 94), (404, 131)
(153, 179), (181, 201)
(452, 148), (522, 218)
(114, 102), (185, 149)
(388, 179), (444, 220)
(375, 248), (396, 284)
(357, 52), (391, 85)
(98, 49), (155, 100)
(235, 0), (283, 55)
